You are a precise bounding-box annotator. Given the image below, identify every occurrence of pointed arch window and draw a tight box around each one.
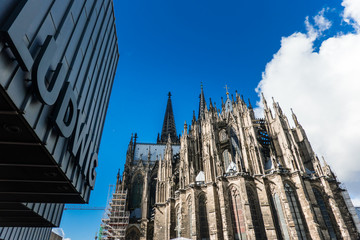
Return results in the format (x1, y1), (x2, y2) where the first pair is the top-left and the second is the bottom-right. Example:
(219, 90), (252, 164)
(149, 174), (157, 217)
(129, 174), (143, 210)
(223, 149), (232, 172)
(198, 194), (210, 240)
(126, 227), (141, 240)
(160, 183), (165, 202)
(312, 188), (337, 239)
(230, 128), (243, 166)
(271, 193), (290, 240)
(229, 187), (246, 240)
(284, 183), (308, 240)
(246, 186), (266, 239)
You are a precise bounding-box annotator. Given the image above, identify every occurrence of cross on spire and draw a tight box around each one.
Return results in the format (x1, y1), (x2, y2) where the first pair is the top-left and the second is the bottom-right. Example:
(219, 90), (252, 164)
(224, 85), (230, 96)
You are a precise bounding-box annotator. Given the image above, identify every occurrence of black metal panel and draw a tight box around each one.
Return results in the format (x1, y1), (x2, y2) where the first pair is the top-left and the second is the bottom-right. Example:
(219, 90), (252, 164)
(0, 226), (52, 240)
(0, 0), (118, 229)
(0, 202), (63, 227)
(0, 0), (118, 204)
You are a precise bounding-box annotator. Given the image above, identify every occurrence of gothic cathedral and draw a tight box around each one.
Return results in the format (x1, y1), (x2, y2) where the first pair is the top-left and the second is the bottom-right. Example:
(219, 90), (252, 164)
(119, 86), (360, 240)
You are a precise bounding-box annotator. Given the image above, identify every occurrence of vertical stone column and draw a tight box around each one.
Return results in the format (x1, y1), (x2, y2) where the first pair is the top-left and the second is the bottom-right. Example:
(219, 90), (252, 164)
(205, 184), (224, 240)
(255, 177), (278, 240)
(140, 170), (149, 240)
(153, 203), (166, 239)
(320, 178), (351, 238)
(273, 175), (296, 239)
(292, 174), (322, 240)
(238, 177), (253, 239)
(217, 179), (232, 240)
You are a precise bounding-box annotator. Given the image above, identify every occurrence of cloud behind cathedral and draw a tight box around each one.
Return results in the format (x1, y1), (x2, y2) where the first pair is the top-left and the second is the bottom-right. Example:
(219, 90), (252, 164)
(255, 0), (360, 205)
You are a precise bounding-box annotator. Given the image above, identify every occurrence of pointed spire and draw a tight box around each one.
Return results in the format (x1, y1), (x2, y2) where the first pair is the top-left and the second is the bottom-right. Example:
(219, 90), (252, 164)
(192, 110), (196, 123)
(248, 98), (253, 109)
(198, 82), (206, 119)
(127, 133), (134, 154)
(261, 92), (269, 110)
(224, 85), (233, 113)
(159, 92), (178, 144)
(291, 108), (299, 126)
(116, 169), (121, 191)
(209, 98), (213, 110)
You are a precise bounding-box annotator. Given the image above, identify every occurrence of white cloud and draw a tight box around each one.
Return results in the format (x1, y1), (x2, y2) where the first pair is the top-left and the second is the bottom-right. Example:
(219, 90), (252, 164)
(305, 9), (332, 39)
(342, 0), (360, 29)
(255, 1), (360, 205)
(314, 9), (332, 32)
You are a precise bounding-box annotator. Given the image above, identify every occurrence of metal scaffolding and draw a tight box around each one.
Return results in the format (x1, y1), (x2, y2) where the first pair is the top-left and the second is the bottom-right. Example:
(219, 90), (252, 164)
(99, 173), (129, 240)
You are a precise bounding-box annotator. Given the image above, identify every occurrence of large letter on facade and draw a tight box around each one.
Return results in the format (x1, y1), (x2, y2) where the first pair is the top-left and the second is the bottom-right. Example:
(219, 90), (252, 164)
(70, 110), (91, 169)
(87, 153), (98, 190)
(53, 82), (78, 138)
(0, 0), (37, 71)
(32, 35), (65, 105)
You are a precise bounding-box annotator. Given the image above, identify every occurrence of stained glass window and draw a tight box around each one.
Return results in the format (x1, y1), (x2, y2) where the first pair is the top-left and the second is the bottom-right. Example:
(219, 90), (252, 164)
(246, 187), (266, 239)
(312, 188), (337, 239)
(284, 183), (307, 240)
(272, 193), (290, 240)
(199, 194), (210, 240)
(129, 174), (143, 210)
(229, 188), (247, 240)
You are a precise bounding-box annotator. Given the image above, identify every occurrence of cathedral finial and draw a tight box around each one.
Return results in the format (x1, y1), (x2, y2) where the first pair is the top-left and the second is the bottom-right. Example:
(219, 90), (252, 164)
(291, 108), (299, 126)
(209, 98), (213, 110)
(248, 98), (252, 109)
(168, 92), (171, 98)
(116, 169), (121, 190)
(261, 92), (269, 110)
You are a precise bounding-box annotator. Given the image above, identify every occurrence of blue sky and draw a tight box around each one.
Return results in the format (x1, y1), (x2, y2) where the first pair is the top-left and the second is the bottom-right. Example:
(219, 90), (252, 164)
(59, 0), (360, 239)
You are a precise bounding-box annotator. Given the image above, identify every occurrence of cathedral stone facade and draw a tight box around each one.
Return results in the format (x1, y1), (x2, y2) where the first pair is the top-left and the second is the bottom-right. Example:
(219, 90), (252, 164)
(120, 87), (360, 240)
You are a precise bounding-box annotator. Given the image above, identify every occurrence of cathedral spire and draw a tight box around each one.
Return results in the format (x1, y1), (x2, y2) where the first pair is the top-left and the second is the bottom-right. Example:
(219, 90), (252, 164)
(198, 82), (206, 119)
(159, 92), (178, 144)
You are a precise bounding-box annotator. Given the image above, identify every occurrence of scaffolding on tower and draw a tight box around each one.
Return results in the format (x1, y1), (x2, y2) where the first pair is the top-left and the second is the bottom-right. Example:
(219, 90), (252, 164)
(99, 171), (129, 240)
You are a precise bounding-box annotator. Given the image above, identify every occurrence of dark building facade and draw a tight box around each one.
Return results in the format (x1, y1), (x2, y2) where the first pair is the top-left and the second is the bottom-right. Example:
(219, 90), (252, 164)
(0, 0), (118, 239)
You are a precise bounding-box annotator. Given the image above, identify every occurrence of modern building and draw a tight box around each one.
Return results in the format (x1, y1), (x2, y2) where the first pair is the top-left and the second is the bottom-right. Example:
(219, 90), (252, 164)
(0, 0), (118, 239)
(118, 87), (360, 239)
